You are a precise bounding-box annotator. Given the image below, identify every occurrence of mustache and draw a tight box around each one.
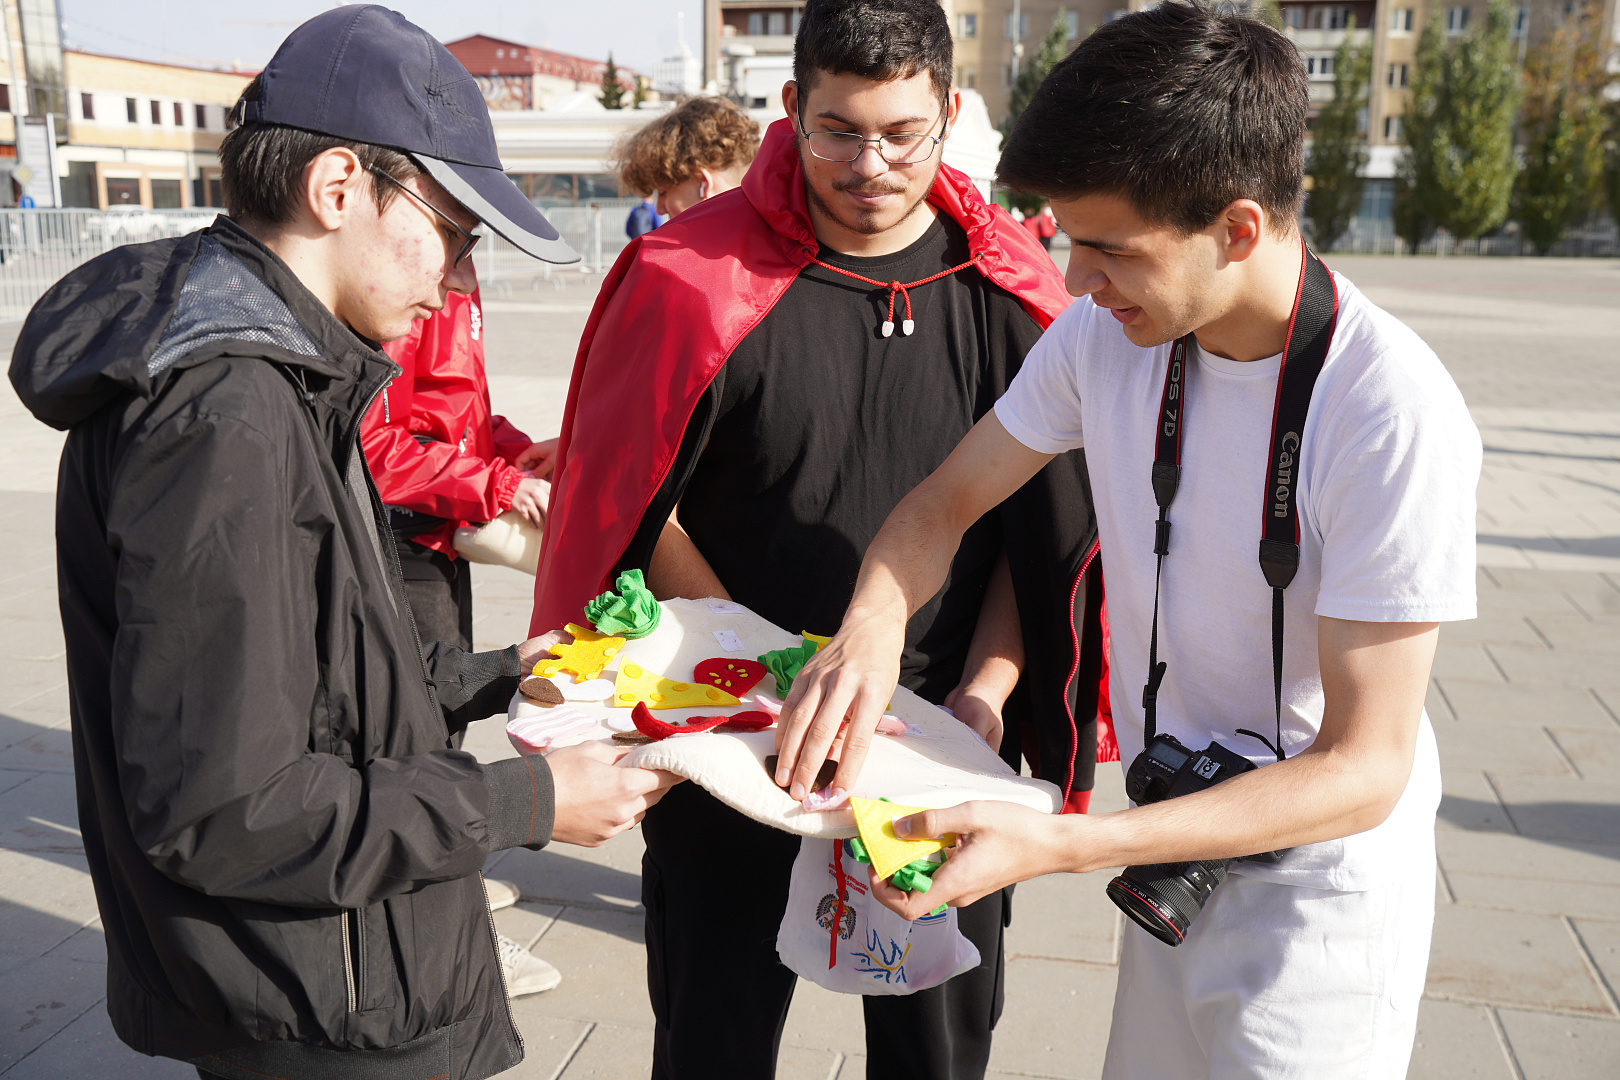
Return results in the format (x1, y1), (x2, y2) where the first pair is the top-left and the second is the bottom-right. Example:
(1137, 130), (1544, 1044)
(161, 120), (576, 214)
(831, 178), (907, 196)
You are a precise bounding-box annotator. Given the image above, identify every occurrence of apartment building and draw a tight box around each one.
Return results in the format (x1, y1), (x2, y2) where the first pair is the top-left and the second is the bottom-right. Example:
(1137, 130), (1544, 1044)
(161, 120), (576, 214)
(57, 51), (250, 210)
(943, 1), (1121, 124)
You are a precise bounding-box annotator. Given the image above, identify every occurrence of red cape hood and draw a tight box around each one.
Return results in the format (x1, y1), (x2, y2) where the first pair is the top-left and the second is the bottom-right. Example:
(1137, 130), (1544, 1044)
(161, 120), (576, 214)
(530, 118), (1073, 635)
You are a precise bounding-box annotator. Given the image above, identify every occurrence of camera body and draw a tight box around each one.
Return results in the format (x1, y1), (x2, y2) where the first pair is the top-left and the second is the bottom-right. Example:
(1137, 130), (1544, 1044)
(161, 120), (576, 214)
(1107, 734), (1285, 947)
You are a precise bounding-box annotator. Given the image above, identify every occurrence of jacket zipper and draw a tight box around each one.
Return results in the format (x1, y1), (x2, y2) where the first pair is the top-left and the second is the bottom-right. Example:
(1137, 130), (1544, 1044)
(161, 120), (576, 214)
(479, 871), (524, 1054)
(341, 909), (360, 1013)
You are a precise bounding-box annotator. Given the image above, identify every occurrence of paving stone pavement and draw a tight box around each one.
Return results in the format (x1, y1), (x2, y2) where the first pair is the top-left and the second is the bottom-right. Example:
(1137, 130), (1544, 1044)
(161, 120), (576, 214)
(0, 256), (1615, 1078)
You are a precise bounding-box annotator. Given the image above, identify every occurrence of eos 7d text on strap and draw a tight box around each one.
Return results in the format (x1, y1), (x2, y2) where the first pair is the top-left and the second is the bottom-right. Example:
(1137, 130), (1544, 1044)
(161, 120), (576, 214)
(1140, 243), (1340, 761)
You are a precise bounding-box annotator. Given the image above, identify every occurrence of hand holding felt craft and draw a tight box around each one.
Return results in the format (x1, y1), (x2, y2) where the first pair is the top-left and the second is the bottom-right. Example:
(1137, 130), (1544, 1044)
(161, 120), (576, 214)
(533, 622), (626, 682)
(849, 797), (956, 880)
(585, 568), (661, 638)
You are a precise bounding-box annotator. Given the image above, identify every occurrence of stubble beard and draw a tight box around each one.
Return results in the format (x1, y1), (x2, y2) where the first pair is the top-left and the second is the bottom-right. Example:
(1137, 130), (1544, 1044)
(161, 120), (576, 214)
(800, 152), (940, 238)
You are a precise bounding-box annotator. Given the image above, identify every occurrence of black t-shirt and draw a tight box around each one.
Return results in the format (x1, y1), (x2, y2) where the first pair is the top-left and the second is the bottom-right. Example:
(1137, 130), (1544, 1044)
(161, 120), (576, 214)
(678, 214), (1046, 700)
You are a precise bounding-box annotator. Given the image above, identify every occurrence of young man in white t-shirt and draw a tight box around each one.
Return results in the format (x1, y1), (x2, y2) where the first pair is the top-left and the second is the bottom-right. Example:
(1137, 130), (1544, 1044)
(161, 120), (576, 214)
(769, 3), (1481, 1076)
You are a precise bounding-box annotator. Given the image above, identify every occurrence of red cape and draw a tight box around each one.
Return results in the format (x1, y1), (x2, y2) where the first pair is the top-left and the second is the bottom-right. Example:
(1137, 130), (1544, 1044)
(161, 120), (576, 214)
(531, 118), (1073, 634)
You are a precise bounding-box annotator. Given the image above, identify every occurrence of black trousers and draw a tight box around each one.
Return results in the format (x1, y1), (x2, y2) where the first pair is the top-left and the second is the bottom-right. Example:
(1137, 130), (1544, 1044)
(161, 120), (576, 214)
(642, 782), (1008, 1080)
(395, 541), (474, 652)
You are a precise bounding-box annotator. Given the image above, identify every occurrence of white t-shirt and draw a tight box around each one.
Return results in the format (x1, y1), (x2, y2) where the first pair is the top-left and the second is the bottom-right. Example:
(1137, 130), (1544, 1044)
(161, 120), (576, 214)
(996, 273), (1480, 892)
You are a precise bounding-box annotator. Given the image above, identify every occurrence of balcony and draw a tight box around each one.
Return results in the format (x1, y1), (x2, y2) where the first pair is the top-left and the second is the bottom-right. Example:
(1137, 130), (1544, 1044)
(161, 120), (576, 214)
(1285, 27), (1373, 49)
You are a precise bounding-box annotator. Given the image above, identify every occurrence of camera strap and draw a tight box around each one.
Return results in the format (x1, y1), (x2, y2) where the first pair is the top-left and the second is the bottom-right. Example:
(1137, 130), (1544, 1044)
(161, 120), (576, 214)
(1141, 243), (1339, 762)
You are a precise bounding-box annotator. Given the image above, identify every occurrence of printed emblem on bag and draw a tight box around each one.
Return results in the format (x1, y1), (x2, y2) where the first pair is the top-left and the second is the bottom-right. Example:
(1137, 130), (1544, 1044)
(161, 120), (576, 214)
(815, 893), (857, 939)
(853, 931), (910, 984)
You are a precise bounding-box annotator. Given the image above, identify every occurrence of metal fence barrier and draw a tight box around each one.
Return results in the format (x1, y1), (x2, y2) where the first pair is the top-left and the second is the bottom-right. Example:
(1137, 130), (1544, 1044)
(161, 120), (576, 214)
(1321, 215), (1620, 258)
(0, 207), (223, 323)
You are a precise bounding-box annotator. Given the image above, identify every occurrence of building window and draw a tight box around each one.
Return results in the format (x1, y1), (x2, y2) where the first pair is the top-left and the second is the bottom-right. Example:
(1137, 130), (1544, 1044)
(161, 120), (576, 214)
(1283, 5), (1305, 28)
(1305, 54), (1335, 80)
(173, 101), (183, 126)
(1323, 7), (1354, 29)
(79, 91), (93, 119)
(957, 12), (977, 38)
(1004, 12), (1029, 39)
(1384, 115), (1403, 140)
(150, 99), (161, 124)
(195, 103), (207, 129)
(0, 85), (12, 112)
(1444, 6), (1469, 33)
(106, 177), (139, 205)
(126, 97), (137, 123)
(1387, 63), (1409, 87)
(1063, 11), (1080, 38)
(1390, 7), (1415, 31)
(151, 178), (183, 208)
(1511, 5), (1528, 36)
(958, 65), (977, 89)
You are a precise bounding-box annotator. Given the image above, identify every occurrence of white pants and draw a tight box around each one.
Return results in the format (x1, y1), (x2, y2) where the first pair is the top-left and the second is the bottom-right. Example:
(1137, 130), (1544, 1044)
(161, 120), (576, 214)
(1101, 843), (1436, 1080)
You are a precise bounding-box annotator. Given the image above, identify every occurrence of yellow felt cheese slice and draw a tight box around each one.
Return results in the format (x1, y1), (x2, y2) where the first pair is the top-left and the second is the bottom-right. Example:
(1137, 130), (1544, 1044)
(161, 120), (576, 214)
(612, 660), (741, 710)
(850, 797), (955, 881)
(534, 623), (626, 683)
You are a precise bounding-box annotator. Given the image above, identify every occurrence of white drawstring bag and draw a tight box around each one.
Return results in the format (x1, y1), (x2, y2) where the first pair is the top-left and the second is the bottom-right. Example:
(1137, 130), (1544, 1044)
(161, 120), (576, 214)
(776, 836), (979, 996)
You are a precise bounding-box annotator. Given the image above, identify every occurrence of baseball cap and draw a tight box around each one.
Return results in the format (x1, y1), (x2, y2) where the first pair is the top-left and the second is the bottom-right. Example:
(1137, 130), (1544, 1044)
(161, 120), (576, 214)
(237, 5), (578, 264)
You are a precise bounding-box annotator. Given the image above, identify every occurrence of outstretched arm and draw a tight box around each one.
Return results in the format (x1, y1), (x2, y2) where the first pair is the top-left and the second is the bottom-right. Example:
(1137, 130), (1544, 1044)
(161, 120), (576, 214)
(870, 615), (1439, 919)
(773, 411), (1055, 800)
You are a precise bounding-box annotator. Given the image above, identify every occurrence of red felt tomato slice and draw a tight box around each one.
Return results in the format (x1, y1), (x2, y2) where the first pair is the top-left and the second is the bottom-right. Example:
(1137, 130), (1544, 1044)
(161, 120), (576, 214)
(693, 657), (768, 696)
(630, 703), (730, 741)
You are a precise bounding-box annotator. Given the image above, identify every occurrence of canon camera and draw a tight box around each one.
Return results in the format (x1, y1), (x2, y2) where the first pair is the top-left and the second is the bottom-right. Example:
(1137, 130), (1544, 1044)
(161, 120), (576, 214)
(1105, 734), (1287, 947)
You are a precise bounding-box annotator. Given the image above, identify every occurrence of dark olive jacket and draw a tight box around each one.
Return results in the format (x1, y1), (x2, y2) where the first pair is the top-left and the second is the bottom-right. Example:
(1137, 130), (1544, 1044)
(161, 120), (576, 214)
(9, 217), (551, 1080)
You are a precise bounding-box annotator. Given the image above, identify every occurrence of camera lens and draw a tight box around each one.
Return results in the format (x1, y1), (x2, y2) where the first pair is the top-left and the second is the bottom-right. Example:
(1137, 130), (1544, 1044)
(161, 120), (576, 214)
(1106, 859), (1230, 947)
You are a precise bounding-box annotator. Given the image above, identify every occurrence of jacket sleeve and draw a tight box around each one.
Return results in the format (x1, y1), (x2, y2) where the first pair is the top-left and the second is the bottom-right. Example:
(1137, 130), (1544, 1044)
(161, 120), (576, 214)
(108, 404), (550, 909)
(423, 642), (527, 737)
(360, 398), (524, 522)
(488, 414), (534, 465)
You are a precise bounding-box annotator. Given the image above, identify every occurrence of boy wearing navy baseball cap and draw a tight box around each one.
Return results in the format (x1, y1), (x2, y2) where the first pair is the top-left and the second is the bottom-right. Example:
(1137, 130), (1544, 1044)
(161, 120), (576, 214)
(9, 8), (677, 1079)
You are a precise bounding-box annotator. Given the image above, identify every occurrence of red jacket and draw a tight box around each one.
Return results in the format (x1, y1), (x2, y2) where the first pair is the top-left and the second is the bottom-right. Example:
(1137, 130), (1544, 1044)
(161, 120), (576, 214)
(533, 119), (1113, 804)
(361, 288), (533, 557)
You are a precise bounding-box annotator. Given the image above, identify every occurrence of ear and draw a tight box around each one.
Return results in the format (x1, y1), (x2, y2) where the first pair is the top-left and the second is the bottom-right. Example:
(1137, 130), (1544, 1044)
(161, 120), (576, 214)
(782, 80), (799, 122)
(302, 147), (365, 234)
(1216, 200), (1267, 264)
(945, 88), (962, 133)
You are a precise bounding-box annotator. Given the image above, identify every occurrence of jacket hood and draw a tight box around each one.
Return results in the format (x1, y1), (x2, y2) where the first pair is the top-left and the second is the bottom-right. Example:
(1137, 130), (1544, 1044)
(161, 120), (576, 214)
(10, 217), (355, 431)
(740, 118), (1023, 277)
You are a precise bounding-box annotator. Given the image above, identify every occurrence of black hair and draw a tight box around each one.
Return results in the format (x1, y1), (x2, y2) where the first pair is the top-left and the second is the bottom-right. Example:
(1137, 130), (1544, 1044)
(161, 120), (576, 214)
(219, 75), (421, 226)
(792, 0), (953, 108)
(997, 1), (1307, 232)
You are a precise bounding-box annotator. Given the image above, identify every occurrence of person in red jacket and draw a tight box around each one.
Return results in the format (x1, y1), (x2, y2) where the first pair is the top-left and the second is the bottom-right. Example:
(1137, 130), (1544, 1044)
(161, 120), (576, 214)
(361, 281), (562, 998)
(364, 285), (553, 650)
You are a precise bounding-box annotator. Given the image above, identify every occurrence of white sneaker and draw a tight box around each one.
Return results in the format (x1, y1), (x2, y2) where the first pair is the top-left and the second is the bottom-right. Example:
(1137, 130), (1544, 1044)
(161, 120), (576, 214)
(498, 933), (562, 997)
(484, 878), (521, 911)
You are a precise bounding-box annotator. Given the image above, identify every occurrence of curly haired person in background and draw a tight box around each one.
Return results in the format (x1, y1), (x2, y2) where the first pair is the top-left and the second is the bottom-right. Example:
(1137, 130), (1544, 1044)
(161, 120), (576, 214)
(616, 95), (761, 222)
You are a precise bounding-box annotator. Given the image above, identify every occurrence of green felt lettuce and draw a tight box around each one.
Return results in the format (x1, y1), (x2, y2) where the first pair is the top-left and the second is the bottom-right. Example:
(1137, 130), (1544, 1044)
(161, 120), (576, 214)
(584, 569), (661, 638)
(844, 836), (946, 909)
(758, 639), (819, 697)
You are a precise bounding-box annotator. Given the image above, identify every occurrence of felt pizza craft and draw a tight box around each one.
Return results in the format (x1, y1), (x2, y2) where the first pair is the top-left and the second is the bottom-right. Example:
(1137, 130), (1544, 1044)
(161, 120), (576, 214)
(506, 597), (1061, 839)
(695, 657), (769, 696)
(534, 622), (625, 682)
(614, 660), (741, 710)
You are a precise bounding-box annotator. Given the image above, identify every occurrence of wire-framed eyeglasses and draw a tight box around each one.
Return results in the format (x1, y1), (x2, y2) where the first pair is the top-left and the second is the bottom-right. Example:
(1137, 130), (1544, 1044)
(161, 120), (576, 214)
(370, 166), (482, 267)
(795, 108), (949, 165)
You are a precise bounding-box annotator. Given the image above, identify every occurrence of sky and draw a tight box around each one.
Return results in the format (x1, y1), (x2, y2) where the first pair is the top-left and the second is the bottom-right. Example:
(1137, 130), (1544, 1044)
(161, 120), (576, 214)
(57, 0), (693, 74)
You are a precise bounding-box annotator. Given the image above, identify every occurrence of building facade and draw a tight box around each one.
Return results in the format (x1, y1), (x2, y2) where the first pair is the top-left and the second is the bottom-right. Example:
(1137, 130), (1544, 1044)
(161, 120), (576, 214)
(446, 36), (639, 113)
(56, 51), (250, 210)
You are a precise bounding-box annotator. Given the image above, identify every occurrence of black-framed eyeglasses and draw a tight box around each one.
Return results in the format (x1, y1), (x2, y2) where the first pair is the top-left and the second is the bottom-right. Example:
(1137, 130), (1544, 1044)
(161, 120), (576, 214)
(370, 166), (482, 267)
(794, 107), (949, 165)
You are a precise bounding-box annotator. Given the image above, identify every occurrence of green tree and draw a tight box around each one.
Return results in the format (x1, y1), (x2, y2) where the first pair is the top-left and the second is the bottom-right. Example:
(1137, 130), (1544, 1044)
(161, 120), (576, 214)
(599, 53), (627, 110)
(1394, 15), (1443, 251)
(1251, 0), (1284, 30)
(1513, 9), (1608, 254)
(1306, 20), (1373, 252)
(1432, 0), (1516, 241)
(999, 10), (1075, 213)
